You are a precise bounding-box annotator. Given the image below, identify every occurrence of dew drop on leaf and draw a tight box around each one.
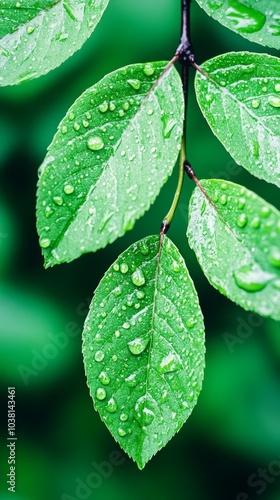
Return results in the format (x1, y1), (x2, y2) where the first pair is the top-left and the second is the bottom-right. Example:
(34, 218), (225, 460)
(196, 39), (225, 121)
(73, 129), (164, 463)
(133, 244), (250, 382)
(118, 428), (127, 437)
(158, 352), (182, 374)
(87, 136), (104, 151)
(98, 371), (110, 385)
(63, 184), (75, 195)
(98, 101), (109, 113)
(131, 269), (146, 287)
(120, 263), (129, 274)
(268, 95), (280, 107)
(268, 246), (280, 267)
(134, 396), (156, 427)
(237, 213), (248, 228)
(233, 264), (274, 292)
(127, 79), (141, 90)
(53, 196), (63, 206)
(94, 350), (105, 362)
(128, 336), (149, 355)
(106, 397), (117, 413)
(96, 388), (107, 400)
(143, 63), (155, 76)
(39, 237), (51, 248)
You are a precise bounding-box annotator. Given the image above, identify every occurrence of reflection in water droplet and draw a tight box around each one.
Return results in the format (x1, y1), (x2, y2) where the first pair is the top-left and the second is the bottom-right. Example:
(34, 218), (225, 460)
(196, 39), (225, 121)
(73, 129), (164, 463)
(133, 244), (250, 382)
(233, 264), (275, 292)
(268, 96), (280, 108)
(53, 196), (63, 206)
(120, 263), (129, 274)
(96, 387), (106, 400)
(94, 350), (104, 362)
(98, 371), (110, 385)
(117, 428), (127, 437)
(268, 247), (280, 267)
(128, 336), (149, 355)
(131, 269), (146, 287)
(158, 352), (182, 374)
(39, 237), (51, 248)
(106, 397), (117, 413)
(98, 101), (109, 113)
(251, 99), (260, 109)
(87, 136), (104, 151)
(225, 1), (266, 34)
(134, 396), (155, 427)
(143, 63), (155, 76)
(127, 79), (141, 90)
(237, 213), (248, 228)
(64, 184), (74, 194)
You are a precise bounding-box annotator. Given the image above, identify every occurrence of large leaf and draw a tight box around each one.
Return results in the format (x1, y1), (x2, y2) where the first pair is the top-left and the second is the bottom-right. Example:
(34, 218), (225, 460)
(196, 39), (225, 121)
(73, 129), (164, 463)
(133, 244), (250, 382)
(36, 62), (184, 267)
(0, 0), (109, 86)
(82, 235), (205, 468)
(195, 0), (280, 50)
(187, 179), (280, 320)
(195, 52), (280, 188)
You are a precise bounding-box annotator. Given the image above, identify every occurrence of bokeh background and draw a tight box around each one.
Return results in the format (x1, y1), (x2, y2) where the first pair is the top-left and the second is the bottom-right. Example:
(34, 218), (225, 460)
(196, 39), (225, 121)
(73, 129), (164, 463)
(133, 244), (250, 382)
(1, 1), (280, 499)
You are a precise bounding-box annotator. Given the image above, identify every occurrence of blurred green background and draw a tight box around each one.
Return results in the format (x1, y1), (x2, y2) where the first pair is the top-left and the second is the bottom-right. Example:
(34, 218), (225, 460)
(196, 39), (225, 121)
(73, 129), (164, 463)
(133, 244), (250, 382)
(1, 1), (280, 499)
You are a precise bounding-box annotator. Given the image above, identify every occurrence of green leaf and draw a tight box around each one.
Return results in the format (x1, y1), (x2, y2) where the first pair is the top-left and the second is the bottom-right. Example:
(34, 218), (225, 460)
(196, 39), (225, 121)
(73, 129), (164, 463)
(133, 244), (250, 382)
(195, 0), (280, 50)
(36, 62), (184, 267)
(187, 179), (280, 320)
(82, 235), (205, 468)
(195, 52), (280, 188)
(0, 0), (109, 86)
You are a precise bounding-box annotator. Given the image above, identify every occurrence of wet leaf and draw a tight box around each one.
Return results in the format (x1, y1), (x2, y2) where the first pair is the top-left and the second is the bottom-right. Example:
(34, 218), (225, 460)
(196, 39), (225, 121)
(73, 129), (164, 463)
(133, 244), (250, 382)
(195, 52), (280, 187)
(36, 61), (184, 267)
(187, 179), (280, 320)
(195, 0), (280, 50)
(82, 235), (205, 468)
(0, 0), (109, 86)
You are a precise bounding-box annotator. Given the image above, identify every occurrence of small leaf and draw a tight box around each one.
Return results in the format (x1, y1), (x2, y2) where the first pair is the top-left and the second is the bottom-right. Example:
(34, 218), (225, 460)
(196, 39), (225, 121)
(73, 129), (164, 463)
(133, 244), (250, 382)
(195, 0), (280, 50)
(82, 235), (205, 468)
(195, 52), (280, 187)
(0, 0), (109, 86)
(36, 62), (184, 267)
(187, 179), (280, 320)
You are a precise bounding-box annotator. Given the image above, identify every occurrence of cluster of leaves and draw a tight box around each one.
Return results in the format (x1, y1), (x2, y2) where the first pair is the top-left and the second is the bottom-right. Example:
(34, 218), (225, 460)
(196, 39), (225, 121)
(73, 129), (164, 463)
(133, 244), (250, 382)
(2, 0), (280, 468)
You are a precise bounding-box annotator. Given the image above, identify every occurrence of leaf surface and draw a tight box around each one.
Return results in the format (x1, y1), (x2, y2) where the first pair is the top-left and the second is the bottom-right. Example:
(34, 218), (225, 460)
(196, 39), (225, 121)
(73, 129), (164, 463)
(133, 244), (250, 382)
(0, 0), (109, 85)
(187, 179), (280, 320)
(195, 0), (280, 49)
(195, 52), (280, 187)
(36, 62), (184, 267)
(82, 235), (205, 468)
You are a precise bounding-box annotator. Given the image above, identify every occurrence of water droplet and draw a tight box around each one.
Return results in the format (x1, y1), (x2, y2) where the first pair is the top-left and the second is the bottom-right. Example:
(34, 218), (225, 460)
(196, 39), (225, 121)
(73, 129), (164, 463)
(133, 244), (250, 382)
(61, 125), (67, 134)
(63, 184), (74, 195)
(268, 96), (280, 108)
(136, 290), (145, 300)
(128, 336), (149, 355)
(233, 264), (275, 292)
(115, 330), (121, 338)
(125, 373), (137, 387)
(220, 194), (227, 205)
(250, 216), (261, 229)
(120, 263), (129, 274)
(171, 260), (180, 272)
(53, 196), (63, 206)
(127, 79), (141, 90)
(225, 1), (266, 34)
(87, 136), (104, 151)
(73, 122), (80, 131)
(268, 246), (280, 268)
(113, 285), (122, 297)
(98, 101), (108, 113)
(147, 109), (154, 115)
(27, 26), (34, 34)
(122, 322), (130, 330)
(139, 241), (150, 255)
(96, 388), (106, 401)
(68, 112), (75, 121)
(162, 116), (177, 138)
(131, 269), (146, 287)
(117, 428), (127, 437)
(39, 237), (50, 248)
(143, 63), (155, 76)
(119, 109), (125, 117)
(112, 354), (118, 362)
(98, 371), (110, 385)
(120, 412), (128, 422)
(106, 397), (117, 413)
(237, 213), (248, 228)
(275, 83), (280, 92)
(260, 206), (270, 218)
(113, 263), (119, 272)
(94, 350), (104, 362)
(85, 111), (91, 120)
(158, 352), (182, 374)
(134, 396), (155, 427)
(187, 318), (197, 328)
(251, 99), (260, 109)
(82, 120), (89, 128)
